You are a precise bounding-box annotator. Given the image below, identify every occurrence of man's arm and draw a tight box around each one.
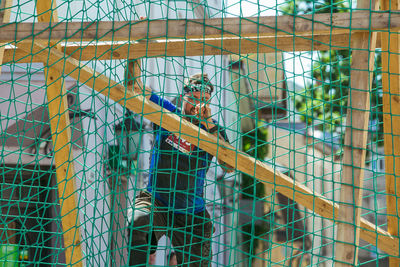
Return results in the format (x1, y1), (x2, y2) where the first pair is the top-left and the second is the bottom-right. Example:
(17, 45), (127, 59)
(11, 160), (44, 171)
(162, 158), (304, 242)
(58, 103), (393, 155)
(125, 59), (178, 113)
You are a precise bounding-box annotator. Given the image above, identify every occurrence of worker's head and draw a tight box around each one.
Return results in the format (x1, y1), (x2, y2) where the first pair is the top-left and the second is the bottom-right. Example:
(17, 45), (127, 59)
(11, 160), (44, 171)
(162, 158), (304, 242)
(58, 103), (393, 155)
(182, 73), (213, 118)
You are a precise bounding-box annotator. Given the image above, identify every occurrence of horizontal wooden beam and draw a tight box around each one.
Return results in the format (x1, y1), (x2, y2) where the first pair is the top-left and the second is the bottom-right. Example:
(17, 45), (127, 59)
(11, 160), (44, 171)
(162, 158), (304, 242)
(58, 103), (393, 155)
(0, 0), (12, 74)
(18, 41), (400, 257)
(1, 11), (400, 44)
(3, 34), (367, 63)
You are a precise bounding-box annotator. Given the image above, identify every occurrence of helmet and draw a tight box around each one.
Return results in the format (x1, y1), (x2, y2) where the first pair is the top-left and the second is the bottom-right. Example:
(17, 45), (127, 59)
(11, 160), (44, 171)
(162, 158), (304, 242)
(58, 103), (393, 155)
(183, 73), (214, 95)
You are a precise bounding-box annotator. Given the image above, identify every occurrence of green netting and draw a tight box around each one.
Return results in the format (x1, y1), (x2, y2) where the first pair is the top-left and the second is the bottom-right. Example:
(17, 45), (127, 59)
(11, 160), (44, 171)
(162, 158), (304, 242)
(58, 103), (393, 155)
(0, 0), (399, 266)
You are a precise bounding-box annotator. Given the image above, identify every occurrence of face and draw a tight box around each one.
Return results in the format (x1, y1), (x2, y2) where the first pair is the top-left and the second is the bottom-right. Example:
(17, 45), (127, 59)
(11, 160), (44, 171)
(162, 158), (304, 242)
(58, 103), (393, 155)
(182, 90), (211, 116)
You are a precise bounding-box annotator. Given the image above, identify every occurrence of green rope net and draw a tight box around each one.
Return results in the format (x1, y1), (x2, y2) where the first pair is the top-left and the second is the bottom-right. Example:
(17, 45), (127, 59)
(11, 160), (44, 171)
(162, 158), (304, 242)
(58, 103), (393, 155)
(0, 0), (398, 266)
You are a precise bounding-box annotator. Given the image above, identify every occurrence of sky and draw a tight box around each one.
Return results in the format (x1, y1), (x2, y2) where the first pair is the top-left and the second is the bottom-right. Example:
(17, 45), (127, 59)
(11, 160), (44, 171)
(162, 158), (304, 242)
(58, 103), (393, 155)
(226, 0), (281, 17)
(225, 0), (314, 91)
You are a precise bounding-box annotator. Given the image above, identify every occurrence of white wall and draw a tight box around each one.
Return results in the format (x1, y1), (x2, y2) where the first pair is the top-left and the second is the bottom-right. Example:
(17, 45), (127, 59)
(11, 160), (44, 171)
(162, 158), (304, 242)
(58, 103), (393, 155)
(75, 85), (113, 266)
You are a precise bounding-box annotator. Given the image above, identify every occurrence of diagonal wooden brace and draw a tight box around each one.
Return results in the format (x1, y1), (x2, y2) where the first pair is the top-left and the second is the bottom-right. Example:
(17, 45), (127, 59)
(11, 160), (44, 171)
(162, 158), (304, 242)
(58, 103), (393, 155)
(17, 41), (400, 257)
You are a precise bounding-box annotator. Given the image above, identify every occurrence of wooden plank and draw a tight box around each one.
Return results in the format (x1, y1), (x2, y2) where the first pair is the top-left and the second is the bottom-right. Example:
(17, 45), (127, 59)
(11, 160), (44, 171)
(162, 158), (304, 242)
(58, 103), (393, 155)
(35, 0), (83, 266)
(1, 11), (400, 43)
(125, 59), (142, 91)
(17, 41), (400, 257)
(381, 0), (400, 266)
(2, 34), (362, 64)
(335, 0), (378, 265)
(0, 0), (12, 74)
(0, 0), (15, 248)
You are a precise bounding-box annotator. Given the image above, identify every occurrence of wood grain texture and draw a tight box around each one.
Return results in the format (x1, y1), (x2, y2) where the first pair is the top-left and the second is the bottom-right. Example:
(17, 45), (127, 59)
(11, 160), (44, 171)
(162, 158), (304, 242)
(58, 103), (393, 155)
(381, 0), (400, 266)
(1, 11), (399, 43)
(0, 0), (12, 74)
(17, 41), (400, 258)
(2, 34), (361, 64)
(35, 0), (83, 265)
(335, 0), (378, 265)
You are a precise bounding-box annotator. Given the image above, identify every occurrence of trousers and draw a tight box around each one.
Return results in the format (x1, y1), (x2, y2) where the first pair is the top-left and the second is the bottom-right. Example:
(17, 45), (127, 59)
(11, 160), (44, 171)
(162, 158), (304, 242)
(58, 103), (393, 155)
(127, 191), (213, 266)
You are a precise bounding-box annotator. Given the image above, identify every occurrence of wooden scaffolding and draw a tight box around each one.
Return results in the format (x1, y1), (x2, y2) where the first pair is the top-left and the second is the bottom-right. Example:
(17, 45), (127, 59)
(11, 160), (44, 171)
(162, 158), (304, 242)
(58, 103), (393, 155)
(0, 0), (399, 265)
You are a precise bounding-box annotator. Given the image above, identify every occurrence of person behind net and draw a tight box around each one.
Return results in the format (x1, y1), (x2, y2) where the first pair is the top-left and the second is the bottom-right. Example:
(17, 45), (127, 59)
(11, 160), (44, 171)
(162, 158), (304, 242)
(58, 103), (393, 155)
(126, 66), (234, 266)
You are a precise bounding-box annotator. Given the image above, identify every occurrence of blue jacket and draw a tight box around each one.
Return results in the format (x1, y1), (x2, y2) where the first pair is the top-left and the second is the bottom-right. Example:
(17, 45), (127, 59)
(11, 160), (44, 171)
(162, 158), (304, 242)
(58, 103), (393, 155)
(147, 93), (228, 214)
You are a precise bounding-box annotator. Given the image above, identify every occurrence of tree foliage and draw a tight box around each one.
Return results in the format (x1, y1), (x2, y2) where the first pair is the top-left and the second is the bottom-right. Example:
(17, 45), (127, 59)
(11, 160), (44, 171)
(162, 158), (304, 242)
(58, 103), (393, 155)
(241, 124), (268, 199)
(241, 124), (269, 260)
(280, 0), (350, 15)
(281, 0), (383, 140)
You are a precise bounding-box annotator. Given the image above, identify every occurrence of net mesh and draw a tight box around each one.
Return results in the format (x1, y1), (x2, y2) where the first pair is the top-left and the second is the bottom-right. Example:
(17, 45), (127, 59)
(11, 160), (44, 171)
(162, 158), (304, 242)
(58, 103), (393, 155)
(0, 0), (399, 266)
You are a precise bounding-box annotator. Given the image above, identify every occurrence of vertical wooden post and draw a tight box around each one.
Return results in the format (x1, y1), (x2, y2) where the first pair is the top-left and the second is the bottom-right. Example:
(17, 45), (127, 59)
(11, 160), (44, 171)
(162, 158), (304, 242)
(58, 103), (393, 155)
(0, 0), (14, 249)
(381, 0), (400, 266)
(0, 0), (13, 74)
(335, 0), (378, 265)
(35, 0), (83, 265)
(125, 58), (143, 92)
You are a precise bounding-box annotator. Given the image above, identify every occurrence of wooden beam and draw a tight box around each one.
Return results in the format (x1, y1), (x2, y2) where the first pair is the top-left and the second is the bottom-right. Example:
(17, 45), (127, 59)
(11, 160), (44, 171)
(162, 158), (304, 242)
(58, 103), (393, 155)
(335, 0), (378, 266)
(0, 0), (12, 74)
(17, 41), (400, 257)
(35, 0), (83, 265)
(125, 59), (142, 91)
(1, 11), (400, 43)
(335, 0), (378, 265)
(381, 0), (400, 266)
(2, 34), (362, 64)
